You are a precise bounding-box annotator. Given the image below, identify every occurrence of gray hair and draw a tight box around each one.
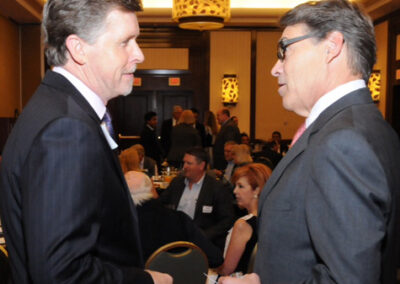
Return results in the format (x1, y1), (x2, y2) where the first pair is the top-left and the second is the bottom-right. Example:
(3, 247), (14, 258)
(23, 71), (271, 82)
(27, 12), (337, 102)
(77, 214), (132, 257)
(280, 0), (376, 82)
(124, 171), (153, 206)
(42, 0), (142, 66)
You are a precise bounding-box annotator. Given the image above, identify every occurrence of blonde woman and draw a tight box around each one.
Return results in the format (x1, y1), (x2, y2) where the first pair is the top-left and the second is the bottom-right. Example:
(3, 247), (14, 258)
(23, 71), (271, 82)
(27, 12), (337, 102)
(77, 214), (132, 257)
(119, 145), (140, 173)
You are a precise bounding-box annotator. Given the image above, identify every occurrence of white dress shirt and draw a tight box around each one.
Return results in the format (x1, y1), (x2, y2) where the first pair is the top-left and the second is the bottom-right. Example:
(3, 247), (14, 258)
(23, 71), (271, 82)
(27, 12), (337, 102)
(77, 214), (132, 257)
(53, 67), (118, 149)
(177, 174), (206, 219)
(306, 80), (366, 128)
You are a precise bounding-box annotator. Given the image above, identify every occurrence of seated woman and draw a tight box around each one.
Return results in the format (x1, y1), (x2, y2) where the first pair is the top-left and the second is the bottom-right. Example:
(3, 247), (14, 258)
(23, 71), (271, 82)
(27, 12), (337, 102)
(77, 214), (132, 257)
(217, 163), (271, 276)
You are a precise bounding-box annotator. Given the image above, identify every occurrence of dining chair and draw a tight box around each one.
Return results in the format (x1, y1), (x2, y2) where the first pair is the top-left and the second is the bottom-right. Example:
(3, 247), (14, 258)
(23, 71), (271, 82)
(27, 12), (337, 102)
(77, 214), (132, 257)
(145, 241), (209, 284)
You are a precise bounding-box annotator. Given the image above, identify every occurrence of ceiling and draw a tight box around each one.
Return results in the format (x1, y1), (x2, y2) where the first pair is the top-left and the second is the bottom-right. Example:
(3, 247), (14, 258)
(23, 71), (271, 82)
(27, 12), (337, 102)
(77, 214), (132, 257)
(1, 0), (399, 27)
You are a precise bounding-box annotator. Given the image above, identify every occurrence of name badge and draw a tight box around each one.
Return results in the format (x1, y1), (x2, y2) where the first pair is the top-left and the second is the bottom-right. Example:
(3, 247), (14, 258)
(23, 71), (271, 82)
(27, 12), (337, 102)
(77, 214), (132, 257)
(202, 205), (213, 214)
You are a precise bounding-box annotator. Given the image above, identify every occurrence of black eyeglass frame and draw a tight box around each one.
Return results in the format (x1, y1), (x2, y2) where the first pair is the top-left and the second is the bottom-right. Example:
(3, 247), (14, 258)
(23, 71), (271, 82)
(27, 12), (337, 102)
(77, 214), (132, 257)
(277, 33), (315, 61)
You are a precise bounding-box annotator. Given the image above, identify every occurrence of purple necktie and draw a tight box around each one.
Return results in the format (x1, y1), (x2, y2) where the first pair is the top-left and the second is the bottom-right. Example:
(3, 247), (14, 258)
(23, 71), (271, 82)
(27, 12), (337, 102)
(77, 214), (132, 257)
(102, 109), (115, 140)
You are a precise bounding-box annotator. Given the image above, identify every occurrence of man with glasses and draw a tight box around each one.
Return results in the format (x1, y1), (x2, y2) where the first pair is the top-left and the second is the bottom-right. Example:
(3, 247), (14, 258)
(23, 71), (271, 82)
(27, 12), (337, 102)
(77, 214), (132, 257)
(219, 0), (400, 284)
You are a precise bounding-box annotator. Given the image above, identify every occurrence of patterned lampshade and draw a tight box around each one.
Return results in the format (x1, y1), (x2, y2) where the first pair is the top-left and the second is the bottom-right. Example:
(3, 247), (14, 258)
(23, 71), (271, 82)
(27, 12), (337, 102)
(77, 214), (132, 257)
(172, 0), (231, 30)
(368, 70), (381, 102)
(222, 74), (239, 104)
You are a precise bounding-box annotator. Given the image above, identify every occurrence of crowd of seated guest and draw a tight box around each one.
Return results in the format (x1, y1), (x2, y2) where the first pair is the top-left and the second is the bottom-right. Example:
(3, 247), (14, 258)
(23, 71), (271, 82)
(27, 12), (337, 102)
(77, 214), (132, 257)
(117, 109), (290, 277)
(124, 170), (223, 268)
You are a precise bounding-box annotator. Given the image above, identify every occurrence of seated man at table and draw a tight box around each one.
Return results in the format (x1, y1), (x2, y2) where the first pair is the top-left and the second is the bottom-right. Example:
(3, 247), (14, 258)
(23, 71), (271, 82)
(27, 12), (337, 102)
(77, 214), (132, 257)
(159, 147), (235, 251)
(132, 144), (157, 176)
(125, 170), (223, 267)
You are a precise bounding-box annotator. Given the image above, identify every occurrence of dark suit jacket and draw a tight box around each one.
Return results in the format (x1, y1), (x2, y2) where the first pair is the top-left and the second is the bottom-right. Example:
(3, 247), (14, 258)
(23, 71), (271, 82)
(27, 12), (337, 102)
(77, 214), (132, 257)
(140, 124), (163, 165)
(143, 156), (156, 176)
(0, 71), (152, 284)
(160, 118), (173, 156)
(195, 121), (207, 147)
(213, 119), (241, 170)
(256, 88), (400, 283)
(159, 174), (235, 250)
(167, 124), (201, 165)
(137, 199), (223, 268)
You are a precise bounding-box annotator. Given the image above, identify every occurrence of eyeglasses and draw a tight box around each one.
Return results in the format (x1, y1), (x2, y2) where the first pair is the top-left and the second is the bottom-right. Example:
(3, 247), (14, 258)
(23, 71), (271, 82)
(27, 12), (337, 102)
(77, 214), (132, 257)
(277, 34), (315, 61)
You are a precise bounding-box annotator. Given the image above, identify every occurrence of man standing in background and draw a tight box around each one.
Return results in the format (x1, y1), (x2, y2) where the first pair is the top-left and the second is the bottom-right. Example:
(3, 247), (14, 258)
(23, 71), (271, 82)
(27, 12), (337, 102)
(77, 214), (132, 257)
(213, 108), (241, 170)
(161, 105), (183, 156)
(0, 0), (171, 283)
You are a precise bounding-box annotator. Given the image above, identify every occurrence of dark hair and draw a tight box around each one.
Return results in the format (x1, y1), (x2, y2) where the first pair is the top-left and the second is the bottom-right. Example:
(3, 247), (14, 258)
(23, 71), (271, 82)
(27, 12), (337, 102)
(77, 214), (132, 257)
(185, 147), (209, 169)
(190, 107), (199, 115)
(272, 131), (281, 138)
(42, 0), (142, 66)
(144, 111), (157, 122)
(222, 108), (230, 117)
(280, 0), (375, 82)
(241, 132), (249, 138)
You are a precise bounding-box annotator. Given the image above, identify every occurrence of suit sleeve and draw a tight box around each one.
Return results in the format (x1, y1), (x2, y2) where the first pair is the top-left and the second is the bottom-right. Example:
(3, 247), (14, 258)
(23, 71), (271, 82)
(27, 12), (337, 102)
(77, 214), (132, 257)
(304, 129), (390, 283)
(22, 118), (152, 284)
(203, 182), (235, 241)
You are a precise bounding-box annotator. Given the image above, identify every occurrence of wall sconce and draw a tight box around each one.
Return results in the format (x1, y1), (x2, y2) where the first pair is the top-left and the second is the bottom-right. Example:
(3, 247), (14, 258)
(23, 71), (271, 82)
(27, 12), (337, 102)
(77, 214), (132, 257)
(368, 70), (381, 102)
(172, 0), (231, 31)
(222, 74), (239, 105)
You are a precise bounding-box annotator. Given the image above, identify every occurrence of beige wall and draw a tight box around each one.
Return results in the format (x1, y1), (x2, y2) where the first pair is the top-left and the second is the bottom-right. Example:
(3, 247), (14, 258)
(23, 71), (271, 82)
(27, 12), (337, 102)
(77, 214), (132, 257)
(374, 21), (388, 118)
(209, 31), (251, 135)
(21, 24), (42, 107)
(255, 31), (304, 141)
(139, 48), (189, 70)
(0, 15), (21, 117)
(397, 34), (400, 61)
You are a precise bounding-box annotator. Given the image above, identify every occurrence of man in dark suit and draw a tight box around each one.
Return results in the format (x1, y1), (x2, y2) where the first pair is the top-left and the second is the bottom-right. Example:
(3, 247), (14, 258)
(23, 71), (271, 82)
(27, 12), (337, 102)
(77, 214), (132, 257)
(190, 107), (207, 147)
(160, 147), (235, 251)
(213, 108), (241, 170)
(125, 171), (223, 267)
(160, 105), (183, 156)
(220, 1), (400, 284)
(0, 1), (171, 283)
(140, 111), (163, 168)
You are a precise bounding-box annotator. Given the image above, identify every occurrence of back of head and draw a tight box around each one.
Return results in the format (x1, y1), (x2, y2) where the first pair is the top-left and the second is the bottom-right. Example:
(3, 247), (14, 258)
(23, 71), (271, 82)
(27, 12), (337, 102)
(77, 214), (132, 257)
(42, 0), (142, 67)
(178, 110), (196, 125)
(280, 0), (375, 82)
(132, 144), (145, 157)
(232, 144), (253, 165)
(119, 146), (140, 173)
(124, 171), (153, 205)
(144, 111), (157, 122)
(231, 163), (271, 192)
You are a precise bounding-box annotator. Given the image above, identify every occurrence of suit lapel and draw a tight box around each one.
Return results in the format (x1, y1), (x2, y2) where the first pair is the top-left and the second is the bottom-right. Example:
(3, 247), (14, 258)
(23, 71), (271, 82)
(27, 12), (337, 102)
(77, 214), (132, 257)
(259, 88), (373, 210)
(194, 175), (210, 219)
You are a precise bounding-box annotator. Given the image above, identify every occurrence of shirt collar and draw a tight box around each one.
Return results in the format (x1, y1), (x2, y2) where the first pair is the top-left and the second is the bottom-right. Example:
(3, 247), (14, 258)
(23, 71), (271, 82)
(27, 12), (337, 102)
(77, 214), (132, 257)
(185, 173), (206, 187)
(306, 79), (366, 128)
(53, 66), (106, 120)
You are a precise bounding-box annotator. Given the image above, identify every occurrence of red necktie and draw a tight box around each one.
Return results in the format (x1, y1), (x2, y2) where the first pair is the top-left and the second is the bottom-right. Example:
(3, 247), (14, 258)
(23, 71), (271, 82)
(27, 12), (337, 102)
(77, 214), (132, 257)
(290, 122), (306, 147)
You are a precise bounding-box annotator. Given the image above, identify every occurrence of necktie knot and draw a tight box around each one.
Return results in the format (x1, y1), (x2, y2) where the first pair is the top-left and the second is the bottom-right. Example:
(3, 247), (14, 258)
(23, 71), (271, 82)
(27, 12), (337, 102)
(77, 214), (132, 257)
(102, 109), (115, 140)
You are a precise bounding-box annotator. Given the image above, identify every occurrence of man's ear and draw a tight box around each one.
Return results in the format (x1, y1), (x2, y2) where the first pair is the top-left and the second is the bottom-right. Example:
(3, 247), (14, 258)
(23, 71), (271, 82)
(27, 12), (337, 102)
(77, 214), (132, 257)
(65, 34), (87, 65)
(325, 31), (345, 63)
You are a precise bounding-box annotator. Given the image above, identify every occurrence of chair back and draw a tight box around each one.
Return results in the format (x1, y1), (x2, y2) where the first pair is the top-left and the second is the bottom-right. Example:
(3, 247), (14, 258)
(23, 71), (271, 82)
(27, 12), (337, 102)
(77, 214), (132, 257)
(0, 245), (11, 284)
(247, 243), (257, 274)
(145, 241), (208, 284)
